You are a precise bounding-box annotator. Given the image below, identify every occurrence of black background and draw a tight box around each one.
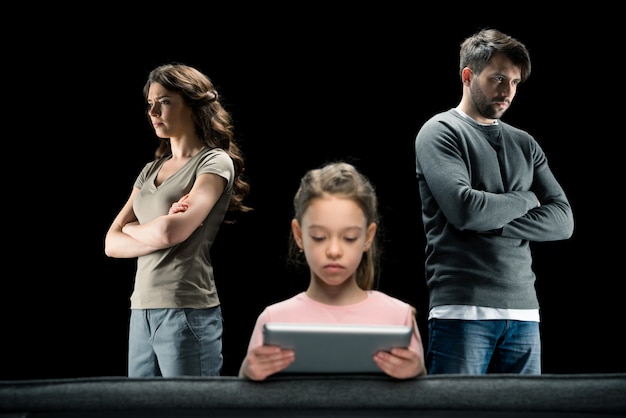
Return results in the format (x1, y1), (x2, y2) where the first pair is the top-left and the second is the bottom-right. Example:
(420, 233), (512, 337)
(4, 7), (623, 379)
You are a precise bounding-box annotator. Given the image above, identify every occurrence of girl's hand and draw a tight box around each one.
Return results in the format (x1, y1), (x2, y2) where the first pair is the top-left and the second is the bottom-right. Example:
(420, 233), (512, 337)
(373, 347), (427, 379)
(239, 345), (295, 381)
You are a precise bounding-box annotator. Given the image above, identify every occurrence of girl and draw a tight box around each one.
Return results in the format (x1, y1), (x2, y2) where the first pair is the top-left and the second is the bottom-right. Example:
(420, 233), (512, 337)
(239, 162), (426, 380)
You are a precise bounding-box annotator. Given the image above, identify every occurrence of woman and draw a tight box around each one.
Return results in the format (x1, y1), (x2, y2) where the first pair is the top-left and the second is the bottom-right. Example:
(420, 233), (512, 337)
(105, 63), (251, 377)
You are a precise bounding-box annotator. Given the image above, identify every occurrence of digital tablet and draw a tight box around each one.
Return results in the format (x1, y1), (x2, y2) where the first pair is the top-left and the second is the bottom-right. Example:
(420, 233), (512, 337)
(262, 322), (413, 374)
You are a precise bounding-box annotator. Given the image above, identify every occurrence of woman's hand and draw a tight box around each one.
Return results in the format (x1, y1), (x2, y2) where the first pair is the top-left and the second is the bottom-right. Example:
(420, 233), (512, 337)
(169, 194), (190, 215)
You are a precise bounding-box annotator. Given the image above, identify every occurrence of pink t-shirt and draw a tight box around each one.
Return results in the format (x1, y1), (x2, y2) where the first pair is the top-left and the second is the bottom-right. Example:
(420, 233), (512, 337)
(246, 291), (424, 356)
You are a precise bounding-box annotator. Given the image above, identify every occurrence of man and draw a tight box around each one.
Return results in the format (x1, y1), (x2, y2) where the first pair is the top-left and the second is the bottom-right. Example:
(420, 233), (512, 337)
(414, 28), (574, 374)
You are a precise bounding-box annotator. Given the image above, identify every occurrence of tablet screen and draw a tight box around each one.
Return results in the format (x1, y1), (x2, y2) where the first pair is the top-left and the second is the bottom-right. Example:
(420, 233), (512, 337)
(262, 322), (412, 374)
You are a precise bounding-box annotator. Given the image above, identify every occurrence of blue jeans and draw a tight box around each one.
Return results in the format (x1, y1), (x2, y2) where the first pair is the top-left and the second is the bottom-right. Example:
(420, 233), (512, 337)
(426, 319), (541, 375)
(128, 307), (223, 377)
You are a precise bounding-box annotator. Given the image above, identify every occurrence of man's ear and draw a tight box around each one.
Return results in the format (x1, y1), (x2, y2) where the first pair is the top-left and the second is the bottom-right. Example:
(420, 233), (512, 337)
(462, 67), (473, 84)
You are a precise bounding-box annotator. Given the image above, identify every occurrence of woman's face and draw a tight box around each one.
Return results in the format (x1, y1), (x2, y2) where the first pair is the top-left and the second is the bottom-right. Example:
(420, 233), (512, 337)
(146, 82), (194, 140)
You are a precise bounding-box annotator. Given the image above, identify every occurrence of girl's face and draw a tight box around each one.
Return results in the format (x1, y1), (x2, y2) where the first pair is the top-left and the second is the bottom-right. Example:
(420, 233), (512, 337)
(146, 82), (195, 140)
(292, 195), (376, 288)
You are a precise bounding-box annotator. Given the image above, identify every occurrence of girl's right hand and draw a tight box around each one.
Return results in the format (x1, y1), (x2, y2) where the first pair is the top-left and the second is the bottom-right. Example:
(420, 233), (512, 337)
(239, 345), (295, 381)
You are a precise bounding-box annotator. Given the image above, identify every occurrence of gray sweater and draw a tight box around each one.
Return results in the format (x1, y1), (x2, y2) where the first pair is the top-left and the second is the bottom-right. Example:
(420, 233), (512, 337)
(414, 109), (574, 311)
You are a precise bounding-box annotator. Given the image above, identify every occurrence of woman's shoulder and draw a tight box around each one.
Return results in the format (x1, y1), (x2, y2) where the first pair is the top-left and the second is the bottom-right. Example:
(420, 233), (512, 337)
(196, 147), (235, 176)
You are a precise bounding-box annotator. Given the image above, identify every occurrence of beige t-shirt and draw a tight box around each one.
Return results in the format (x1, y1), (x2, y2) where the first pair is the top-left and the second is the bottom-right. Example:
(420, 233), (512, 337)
(130, 147), (234, 309)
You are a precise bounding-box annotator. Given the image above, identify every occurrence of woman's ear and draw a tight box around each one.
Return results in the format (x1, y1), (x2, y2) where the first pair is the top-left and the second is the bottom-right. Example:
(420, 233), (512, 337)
(291, 218), (303, 250)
